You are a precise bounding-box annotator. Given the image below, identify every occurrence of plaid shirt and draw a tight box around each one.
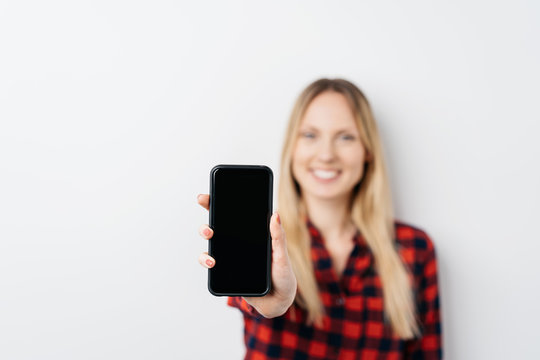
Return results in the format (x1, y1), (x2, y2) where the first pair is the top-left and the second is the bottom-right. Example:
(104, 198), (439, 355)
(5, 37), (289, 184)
(228, 220), (443, 359)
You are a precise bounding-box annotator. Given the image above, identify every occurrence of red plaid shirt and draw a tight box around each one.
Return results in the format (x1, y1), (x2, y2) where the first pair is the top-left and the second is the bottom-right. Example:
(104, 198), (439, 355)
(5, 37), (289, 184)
(228, 220), (442, 359)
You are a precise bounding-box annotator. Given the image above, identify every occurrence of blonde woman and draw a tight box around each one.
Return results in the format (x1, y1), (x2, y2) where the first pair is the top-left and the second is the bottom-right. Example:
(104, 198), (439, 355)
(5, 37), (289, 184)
(197, 78), (442, 359)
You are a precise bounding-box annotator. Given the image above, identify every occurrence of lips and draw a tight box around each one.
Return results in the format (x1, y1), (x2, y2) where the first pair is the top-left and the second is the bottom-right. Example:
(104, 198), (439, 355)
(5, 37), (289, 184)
(311, 169), (340, 180)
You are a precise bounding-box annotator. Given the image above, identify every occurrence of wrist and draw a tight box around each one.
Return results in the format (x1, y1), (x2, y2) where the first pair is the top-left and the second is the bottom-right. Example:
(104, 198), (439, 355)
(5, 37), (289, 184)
(258, 301), (291, 319)
(258, 284), (297, 319)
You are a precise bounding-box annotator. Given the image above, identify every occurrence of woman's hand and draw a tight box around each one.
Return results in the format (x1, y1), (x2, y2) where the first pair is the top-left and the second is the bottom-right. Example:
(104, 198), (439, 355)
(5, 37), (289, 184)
(197, 194), (297, 318)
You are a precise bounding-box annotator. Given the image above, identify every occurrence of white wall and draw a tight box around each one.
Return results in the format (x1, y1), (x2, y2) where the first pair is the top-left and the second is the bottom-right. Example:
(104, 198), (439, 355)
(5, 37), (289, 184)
(1, 1), (539, 359)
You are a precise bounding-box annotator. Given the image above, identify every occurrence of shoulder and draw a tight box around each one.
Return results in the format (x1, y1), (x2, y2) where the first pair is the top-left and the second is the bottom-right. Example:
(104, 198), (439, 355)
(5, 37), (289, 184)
(393, 220), (437, 266)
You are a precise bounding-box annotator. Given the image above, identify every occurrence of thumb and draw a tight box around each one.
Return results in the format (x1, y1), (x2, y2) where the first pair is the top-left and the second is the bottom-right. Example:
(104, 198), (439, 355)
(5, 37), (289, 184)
(270, 212), (288, 263)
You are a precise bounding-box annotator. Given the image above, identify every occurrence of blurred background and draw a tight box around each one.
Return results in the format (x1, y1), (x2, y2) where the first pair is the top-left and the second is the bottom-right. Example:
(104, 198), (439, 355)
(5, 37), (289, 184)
(1, 0), (539, 359)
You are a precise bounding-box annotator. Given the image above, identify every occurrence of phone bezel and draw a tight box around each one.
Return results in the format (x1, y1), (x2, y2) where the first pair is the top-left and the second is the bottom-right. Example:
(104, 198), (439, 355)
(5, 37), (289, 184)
(207, 164), (273, 297)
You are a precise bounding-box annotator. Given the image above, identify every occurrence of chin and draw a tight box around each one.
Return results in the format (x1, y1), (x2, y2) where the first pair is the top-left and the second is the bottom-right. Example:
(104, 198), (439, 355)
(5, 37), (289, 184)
(304, 186), (352, 201)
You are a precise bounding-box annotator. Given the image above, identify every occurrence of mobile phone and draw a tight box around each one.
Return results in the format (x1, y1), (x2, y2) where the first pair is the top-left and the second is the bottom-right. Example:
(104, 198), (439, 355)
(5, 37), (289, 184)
(208, 165), (273, 296)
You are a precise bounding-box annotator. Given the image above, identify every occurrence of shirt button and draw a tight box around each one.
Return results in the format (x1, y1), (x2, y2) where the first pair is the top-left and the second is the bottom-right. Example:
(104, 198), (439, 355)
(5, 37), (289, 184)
(335, 297), (345, 306)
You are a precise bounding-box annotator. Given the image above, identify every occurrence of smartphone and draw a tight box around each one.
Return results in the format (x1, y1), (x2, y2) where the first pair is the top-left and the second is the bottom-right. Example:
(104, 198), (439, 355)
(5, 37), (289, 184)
(208, 165), (273, 296)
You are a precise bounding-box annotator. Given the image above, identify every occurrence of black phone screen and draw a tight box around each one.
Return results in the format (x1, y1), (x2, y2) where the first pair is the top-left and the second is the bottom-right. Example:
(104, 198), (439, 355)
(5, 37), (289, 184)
(208, 165), (273, 296)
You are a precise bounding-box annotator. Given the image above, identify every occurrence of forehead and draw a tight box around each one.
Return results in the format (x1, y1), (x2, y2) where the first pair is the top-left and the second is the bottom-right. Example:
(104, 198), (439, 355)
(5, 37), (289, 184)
(300, 91), (357, 130)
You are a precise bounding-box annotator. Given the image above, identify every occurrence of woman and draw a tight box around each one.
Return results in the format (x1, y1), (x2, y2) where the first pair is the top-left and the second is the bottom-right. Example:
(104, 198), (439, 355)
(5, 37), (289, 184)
(197, 78), (442, 359)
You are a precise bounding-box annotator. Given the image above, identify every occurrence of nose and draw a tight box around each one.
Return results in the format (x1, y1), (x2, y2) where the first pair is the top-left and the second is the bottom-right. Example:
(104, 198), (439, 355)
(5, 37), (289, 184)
(316, 138), (336, 162)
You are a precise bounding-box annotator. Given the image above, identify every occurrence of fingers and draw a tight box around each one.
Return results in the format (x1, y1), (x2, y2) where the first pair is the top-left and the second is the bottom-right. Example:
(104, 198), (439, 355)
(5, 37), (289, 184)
(198, 251), (215, 268)
(197, 194), (210, 211)
(197, 194), (214, 269)
(199, 224), (214, 240)
(270, 212), (288, 263)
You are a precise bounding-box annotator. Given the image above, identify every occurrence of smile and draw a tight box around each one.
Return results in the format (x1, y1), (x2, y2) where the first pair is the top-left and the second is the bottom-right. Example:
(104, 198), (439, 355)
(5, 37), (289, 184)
(311, 169), (340, 181)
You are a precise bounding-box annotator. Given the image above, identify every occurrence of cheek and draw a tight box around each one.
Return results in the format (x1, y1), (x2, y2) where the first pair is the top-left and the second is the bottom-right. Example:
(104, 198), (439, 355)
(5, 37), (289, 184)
(291, 144), (310, 168)
(291, 145), (312, 185)
(342, 147), (367, 175)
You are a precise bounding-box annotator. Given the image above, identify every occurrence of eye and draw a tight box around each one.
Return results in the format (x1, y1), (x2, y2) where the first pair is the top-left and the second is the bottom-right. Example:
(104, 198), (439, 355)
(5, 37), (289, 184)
(340, 134), (355, 141)
(301, 131), (316, 139)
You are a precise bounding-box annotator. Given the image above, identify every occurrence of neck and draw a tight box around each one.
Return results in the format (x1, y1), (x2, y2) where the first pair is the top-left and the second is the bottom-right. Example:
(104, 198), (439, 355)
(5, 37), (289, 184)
(303, 193), (355, 242)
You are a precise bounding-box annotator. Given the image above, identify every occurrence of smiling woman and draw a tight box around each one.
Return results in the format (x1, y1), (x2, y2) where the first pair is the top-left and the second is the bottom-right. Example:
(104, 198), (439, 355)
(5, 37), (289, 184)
(292, 91), (369, 202)
(197, 78), (442, 359)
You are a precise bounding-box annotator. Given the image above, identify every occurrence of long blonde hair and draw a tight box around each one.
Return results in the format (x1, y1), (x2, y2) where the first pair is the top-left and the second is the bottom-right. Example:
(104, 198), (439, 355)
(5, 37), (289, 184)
(278, 78), (419, 339)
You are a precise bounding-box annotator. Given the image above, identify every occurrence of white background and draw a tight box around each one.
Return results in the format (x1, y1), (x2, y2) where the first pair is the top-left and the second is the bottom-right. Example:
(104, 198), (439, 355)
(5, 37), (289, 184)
(1, 1), (539, 359)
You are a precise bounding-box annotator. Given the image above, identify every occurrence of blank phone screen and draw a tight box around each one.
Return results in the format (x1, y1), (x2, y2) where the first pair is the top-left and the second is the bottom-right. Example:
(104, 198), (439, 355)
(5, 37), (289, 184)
(208, 166), (272, 296)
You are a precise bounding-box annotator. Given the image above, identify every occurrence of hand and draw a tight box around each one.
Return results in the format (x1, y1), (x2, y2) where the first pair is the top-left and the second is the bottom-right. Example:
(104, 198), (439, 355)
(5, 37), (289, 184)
(197, 194), (297, 318)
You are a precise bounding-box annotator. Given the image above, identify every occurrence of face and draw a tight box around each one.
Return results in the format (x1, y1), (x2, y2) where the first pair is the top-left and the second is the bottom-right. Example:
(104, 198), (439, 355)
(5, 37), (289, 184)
(292, 91), (368, 203)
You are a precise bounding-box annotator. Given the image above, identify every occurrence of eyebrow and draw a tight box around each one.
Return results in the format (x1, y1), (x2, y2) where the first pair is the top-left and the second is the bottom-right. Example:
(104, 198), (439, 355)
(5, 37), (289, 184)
(299, 125), (358, 134)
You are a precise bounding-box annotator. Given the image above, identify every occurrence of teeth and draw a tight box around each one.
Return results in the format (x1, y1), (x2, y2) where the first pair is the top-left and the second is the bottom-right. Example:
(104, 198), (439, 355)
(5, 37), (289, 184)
(313, 169), (339, 179)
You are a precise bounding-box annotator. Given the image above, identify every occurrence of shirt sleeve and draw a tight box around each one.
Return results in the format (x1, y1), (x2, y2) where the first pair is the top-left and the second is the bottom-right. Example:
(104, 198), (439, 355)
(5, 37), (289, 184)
(227, 296), (264, 319)
(405, 232), (443, 359)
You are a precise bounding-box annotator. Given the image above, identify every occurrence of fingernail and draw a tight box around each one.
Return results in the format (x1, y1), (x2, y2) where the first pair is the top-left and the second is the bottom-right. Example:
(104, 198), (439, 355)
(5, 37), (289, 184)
(197, 194), (202, 200)
(206, 259), (214, 267)
(203, 228), (211, 236)
(276, 213), (281, 225)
